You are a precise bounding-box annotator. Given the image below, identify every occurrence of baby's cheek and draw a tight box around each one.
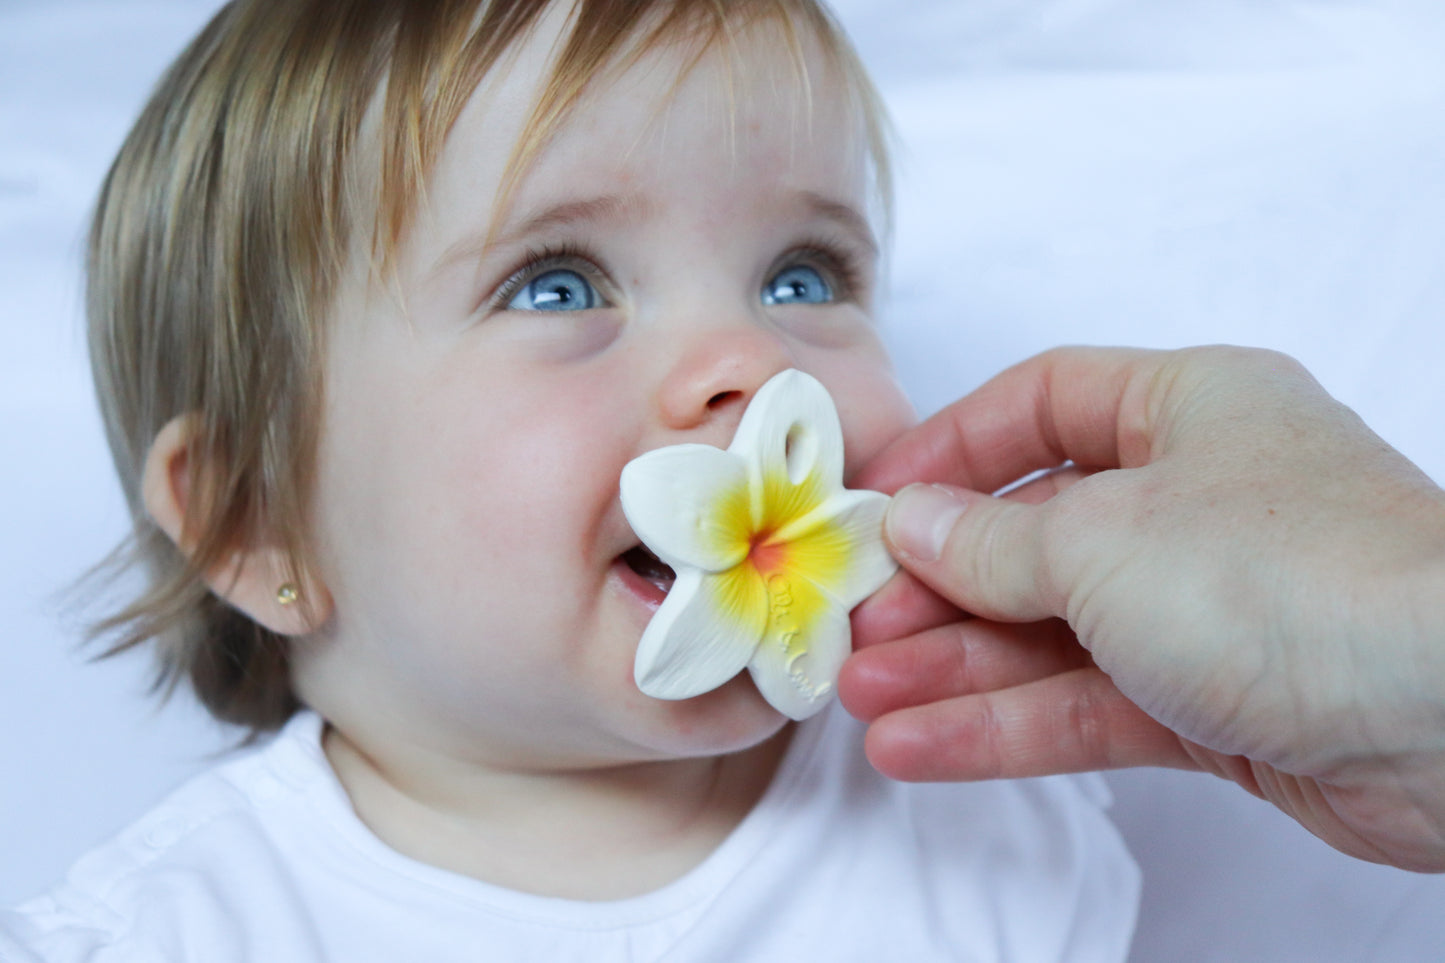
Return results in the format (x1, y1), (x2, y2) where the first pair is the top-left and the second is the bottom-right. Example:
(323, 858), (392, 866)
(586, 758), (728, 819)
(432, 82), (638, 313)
(842, 385), (915, 479)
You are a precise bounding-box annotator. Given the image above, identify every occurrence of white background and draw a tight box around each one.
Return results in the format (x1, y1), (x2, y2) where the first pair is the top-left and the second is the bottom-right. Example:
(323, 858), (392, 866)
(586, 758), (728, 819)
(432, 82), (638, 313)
(3, 1), (1444, 959)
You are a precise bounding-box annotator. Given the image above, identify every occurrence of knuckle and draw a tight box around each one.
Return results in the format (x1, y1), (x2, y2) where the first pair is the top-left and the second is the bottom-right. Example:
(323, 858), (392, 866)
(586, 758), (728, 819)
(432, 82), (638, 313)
(975, 695), (1007, 780)
(964, 499), (1026, 615)
(940, 622), (978, 692)
(1034, 496), (1092, 615)
(1059, 679), (1110, 768)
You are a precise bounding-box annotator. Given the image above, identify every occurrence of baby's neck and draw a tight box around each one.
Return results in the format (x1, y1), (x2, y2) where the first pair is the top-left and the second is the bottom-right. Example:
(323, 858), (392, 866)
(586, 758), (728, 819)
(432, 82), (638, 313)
(322, 723), (793, 901)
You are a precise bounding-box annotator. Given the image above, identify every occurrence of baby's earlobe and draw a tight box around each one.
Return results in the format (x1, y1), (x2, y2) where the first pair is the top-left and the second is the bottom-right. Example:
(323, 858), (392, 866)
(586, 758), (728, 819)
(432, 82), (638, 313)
(212, 546), (334, 637)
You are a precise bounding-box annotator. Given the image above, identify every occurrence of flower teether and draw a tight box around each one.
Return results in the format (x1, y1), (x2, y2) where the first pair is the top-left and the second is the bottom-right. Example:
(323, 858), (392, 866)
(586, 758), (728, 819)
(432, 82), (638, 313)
(619, 369), (897, 720)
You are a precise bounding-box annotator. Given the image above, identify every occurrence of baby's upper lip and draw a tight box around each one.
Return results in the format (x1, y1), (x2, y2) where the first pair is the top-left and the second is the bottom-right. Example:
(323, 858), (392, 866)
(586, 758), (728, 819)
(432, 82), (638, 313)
(610, 500), (640, 553)
(609, 498), (676, 584)
(612, 514), (666, 568)
(609, 506), (658, 571)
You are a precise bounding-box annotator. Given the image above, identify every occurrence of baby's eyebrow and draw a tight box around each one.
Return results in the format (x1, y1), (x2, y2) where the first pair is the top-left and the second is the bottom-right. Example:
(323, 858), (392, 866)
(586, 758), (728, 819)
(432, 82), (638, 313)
(800, 191), (878, 260)
(433, 193), (650, 276)
(430, 189), (876, 277)
(501, 193), (653, 245)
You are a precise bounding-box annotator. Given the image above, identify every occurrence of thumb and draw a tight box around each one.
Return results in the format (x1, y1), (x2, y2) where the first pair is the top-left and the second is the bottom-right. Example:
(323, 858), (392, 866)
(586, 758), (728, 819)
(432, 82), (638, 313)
(884, 483), (1058, 623)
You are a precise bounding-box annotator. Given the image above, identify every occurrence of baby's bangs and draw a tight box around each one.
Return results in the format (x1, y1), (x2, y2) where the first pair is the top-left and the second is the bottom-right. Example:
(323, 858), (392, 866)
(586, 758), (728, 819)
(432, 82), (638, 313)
(372, 0), (892, 263)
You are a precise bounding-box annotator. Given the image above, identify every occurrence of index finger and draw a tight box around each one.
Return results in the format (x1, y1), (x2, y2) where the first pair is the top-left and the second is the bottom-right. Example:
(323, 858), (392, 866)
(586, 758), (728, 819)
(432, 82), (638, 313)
(855, 346), (1164, 495)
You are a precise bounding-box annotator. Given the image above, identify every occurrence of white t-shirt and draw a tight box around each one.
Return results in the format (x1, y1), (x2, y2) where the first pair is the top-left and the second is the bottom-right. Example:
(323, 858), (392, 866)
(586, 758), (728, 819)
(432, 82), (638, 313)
(1, 706), (1138, 962)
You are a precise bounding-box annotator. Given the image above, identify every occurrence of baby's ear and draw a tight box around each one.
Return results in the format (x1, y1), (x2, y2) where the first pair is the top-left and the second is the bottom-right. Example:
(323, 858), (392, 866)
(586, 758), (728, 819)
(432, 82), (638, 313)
(141, 415), (332, 635)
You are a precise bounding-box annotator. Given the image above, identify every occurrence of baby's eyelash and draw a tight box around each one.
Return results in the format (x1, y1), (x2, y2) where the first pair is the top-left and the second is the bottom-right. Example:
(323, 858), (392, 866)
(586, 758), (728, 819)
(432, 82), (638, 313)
(489, 242), (609, 310)
(778, 239), (868, 302)
(488, 238), (870, 310)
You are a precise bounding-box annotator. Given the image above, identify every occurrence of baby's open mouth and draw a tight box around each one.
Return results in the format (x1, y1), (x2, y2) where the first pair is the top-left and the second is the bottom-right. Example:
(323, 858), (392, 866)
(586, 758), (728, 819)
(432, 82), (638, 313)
(620, 544), (676, 601)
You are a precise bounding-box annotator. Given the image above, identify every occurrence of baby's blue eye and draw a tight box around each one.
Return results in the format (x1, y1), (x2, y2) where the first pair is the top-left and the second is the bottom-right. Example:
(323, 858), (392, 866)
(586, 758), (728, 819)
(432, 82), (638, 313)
(762, 265), (833, 306)
(507, 268), (599, 311)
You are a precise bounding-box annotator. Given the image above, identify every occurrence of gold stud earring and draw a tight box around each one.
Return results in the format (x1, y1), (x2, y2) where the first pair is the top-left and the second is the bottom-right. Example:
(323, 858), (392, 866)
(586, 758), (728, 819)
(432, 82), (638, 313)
(276, 583), (300, 606)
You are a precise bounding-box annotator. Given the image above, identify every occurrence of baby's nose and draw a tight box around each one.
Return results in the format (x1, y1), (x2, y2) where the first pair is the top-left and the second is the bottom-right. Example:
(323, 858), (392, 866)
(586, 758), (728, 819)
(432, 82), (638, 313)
(654, 318), (796, 436)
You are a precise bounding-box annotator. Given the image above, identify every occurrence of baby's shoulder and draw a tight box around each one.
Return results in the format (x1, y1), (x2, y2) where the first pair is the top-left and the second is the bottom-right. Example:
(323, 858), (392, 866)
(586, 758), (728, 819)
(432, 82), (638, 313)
(0, 714), (332, 962)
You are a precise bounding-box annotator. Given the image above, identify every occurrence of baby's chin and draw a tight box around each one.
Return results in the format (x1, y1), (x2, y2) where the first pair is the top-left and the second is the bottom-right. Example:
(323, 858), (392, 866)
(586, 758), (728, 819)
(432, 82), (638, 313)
(627, 674), (793, 760)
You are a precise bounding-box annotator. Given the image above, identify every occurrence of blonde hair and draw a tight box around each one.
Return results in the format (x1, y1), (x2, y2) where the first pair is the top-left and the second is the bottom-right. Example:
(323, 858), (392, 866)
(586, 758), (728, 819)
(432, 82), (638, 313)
(88, 0), (892, 733)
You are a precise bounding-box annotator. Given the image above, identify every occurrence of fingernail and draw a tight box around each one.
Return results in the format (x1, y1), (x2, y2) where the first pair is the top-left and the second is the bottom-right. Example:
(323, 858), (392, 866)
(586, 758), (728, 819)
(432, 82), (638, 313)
(887, 484), (967, 562)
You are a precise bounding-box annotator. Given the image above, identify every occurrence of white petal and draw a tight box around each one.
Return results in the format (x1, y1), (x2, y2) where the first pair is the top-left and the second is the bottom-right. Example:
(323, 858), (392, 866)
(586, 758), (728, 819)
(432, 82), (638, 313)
(816, 488), (898, 609)
(633, 565), (768, 701)
(729, 369), (845, 509)
(620, 444), (750, 572)
(747, 589), (851, 721)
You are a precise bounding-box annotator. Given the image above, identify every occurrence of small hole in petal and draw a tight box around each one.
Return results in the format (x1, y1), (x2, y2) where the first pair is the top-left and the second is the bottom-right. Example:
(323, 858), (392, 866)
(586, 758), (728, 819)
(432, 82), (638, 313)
(784, 423), (816, 484)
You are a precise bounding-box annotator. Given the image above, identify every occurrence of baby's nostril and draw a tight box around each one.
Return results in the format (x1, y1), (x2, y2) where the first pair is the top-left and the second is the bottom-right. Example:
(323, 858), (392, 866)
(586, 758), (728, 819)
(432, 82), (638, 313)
(707, 390), (741, 410)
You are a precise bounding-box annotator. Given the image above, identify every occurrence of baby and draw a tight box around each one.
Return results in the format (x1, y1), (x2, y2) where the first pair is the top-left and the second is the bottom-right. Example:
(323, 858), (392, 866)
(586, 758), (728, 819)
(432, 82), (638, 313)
(2, 0), (1138, 958)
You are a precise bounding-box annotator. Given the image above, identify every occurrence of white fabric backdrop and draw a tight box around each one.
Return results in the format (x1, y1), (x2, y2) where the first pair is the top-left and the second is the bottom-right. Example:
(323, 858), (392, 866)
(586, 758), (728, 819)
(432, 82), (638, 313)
(3, 1), (1443, 958)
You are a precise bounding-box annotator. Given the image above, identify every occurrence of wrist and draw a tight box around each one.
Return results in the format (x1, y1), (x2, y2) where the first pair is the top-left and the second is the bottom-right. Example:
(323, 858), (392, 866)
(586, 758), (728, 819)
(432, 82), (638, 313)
(1365, 489), (1445, 760)
(1318, 491), (1445, 870)
(1309, 488), (1445, 768)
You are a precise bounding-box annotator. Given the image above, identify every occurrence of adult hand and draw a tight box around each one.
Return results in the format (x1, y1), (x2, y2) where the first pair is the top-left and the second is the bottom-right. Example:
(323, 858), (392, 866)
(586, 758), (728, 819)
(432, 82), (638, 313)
(839, 346), (1445, 871)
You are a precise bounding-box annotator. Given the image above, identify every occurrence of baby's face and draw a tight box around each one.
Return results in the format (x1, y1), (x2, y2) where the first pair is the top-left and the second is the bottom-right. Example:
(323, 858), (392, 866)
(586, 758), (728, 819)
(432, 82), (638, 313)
(298, 11), (914, 770)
